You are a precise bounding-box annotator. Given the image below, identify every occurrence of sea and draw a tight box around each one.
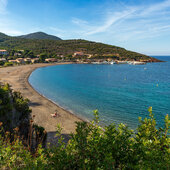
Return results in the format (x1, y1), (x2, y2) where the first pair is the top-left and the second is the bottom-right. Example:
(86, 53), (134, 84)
(29, 56), (170, 129)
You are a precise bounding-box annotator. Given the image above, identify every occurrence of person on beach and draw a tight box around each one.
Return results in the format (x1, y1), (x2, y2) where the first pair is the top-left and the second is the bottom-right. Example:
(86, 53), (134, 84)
(51, 110), (58, 117)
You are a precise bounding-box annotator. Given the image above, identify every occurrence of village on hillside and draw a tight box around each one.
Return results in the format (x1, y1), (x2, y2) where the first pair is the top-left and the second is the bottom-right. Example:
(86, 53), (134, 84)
(0, 49), (148, 67)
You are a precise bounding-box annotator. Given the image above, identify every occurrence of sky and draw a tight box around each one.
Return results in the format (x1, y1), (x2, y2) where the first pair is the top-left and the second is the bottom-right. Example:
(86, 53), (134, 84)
(0, 0), (170, 55)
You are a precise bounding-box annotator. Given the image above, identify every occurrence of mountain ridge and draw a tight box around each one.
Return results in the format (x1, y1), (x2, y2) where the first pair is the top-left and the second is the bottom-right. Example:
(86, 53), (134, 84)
(0, 31), (161, 62)
(16, 32), (62, 40)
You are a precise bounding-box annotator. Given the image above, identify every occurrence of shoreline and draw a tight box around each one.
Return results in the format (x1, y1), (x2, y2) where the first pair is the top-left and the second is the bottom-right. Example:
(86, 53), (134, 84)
(0, 63), (84, 145)
(27, 66), (89, 123)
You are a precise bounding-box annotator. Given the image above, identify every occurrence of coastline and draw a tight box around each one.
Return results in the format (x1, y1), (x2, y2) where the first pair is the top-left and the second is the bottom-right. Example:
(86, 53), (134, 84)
(27, 67), (90, 123)
(0, 63), (83, 145)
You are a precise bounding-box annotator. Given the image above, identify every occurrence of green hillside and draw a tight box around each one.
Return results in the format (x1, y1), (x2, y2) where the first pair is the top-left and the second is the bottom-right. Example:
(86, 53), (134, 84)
(0, 32), (160, 62)
(16, 31), (62, 40)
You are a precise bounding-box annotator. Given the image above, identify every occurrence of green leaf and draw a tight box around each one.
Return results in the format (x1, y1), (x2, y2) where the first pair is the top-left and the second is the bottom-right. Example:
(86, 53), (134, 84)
(148, 106), (152, 113)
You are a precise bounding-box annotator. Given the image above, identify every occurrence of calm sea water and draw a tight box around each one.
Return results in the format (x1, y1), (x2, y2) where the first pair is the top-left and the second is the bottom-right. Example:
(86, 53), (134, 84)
(29, 56), (170, 128)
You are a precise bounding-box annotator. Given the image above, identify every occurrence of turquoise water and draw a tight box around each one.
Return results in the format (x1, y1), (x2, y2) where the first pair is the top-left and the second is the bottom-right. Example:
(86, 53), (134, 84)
(29, 56), (170, 128)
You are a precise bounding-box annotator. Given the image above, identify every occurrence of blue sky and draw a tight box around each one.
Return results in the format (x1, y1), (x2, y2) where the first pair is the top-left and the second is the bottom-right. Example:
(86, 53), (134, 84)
(0, 0), (170, 55)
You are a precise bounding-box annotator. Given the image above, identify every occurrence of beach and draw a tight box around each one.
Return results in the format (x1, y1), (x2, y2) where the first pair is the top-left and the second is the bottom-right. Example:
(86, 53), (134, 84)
(0, 63), (82, 145)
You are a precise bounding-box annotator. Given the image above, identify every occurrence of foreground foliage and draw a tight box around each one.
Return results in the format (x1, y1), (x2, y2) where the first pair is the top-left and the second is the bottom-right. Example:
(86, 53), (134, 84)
(0, 84), (31, 131)
(0, 108), (169, 169)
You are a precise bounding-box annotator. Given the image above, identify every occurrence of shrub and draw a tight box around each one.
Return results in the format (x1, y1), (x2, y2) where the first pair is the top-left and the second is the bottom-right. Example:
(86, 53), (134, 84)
(12, 91), (31, 117)
(4, 62), (13, 67)
(0, 108), (169, 169)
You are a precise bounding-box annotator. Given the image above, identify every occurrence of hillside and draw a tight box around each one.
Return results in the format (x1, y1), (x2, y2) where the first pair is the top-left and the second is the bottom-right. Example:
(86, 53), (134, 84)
(0, 32), (9, 42)
(16, 31), (62, 40)
(0, 32), (160, 62)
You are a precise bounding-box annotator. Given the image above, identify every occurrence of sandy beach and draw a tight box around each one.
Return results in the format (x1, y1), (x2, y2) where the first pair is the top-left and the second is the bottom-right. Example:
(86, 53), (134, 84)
(0, 63), (82, 145)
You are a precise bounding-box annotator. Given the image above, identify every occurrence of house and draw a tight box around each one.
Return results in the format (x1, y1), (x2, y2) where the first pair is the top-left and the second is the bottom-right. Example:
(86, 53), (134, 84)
(45, 58), (58, 62)
(73, 52), (84, 57)
(60, 55), (65, 61)
(87, 54), (93, 58)
(14, 53), (22, 56)
(0, 50), (8, 55)
(16, 58), (25, 64)
(31, 58), (39, 63)
(76, 59), (84, 63)
(8, 60), (17, 64)
(0, 58), (6, 62)
(107, 58), (113, 62)
(24, 58), (31, 63)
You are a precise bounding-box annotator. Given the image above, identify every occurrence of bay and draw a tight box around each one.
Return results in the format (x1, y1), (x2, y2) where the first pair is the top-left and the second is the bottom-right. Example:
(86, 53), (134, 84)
(29, 56), (170, 128)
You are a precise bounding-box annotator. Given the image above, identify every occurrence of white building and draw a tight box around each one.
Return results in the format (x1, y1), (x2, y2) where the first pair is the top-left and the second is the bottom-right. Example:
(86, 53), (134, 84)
(0, 50), (8, 55)
(16, 58), (25, 64)
(31, 58), (39, 63)
(0, 58), (6, 62)
(14, 53), (22, 56)
(8, 60), (17, 64)
(45, 58), (57, 62)
(73, 52), (84, 56)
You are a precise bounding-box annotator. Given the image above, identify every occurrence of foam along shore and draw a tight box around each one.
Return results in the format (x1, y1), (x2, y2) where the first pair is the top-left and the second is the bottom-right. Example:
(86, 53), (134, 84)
(91, 60), (146, 65)
(0, 63), (82, 145)
(128, 61), (146, 65)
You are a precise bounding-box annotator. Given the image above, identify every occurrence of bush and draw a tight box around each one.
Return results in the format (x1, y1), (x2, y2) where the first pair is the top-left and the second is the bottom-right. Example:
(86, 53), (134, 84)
(0, 61), (4, 66)
(0, 84), (12, 116)
(0, 108), (169, 169)
(0, 124), (48, 169)
(12, 91), (31, 117)
(4, 62), (13, 67)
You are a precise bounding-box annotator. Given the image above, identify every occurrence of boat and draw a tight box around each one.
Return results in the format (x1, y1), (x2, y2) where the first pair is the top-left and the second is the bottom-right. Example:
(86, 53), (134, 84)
(116, 61), (128, 64)
(91, 62), (100, 64)
(128, 61), (146, 65)
(101, 61), (109, 64)
(110, 61), (116, 64)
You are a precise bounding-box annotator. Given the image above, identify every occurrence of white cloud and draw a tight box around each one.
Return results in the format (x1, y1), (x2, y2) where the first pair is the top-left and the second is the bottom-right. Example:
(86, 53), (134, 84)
(48, 26), (69, 38)
(0, 1), (25, 36)
(140, 0), (170, 16)
(0, 21), (24, 35)
(72, 18), (88, 26)
(86, 8), (136, 35)
(0, 0), (8, 14)
(0, 17), (24, 35)
(0, 26), (24, 36)
(71, 0), (170, 43)
(3, 30), (23, 35)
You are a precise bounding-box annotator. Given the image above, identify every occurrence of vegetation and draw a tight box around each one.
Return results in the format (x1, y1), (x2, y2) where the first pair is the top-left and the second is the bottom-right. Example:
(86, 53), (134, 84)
(39, 53), (47, 63)
(0, 84), (12, 117)
(0, 32), (159, 62)
(0, 84), (47, 153)
(3, 62), (13, 67)
(16, 32), (62, 40)
(0, 61), (5, 66)
(0, 102), (169, 169)
(12, 91), (31, 118)
(0, 84), (31, 131)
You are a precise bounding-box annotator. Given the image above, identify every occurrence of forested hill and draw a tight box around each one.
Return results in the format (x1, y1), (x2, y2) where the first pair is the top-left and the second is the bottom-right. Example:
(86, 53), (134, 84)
(16, 32), (62, 40)
(0, 32), (160, 62)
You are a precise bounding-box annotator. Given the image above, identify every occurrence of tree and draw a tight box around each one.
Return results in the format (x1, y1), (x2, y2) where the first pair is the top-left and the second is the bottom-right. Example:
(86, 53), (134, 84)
(27, 51), (35, 58)
(4, 62), (13, 67)
(0, 61), (4, 66)
(65, 54), (72, 60)
(9, 49), (15, 56)
(39, 53), (47, 63)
